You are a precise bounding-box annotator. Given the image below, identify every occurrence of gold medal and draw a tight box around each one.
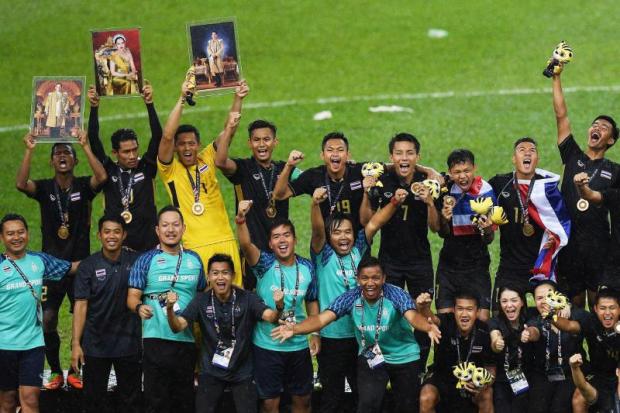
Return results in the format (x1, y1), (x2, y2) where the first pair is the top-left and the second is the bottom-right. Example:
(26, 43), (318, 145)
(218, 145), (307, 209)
(121, 210), (133, 224)
(522, 222), (535, 237)
(266, 198), (277, 218)
(192, 202), (205, 216)
(411, 182), (423, 195)
(443, 195), (456, 207)
(576, 198), (589, 212)
(57, 225), (69, 240)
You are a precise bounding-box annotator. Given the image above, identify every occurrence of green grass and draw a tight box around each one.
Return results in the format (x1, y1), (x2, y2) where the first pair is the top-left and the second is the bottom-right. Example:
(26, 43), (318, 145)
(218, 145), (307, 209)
(1, 0), (619, 368)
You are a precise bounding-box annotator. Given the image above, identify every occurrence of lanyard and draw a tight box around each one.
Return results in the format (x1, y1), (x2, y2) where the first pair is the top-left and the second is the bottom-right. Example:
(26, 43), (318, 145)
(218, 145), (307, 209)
(53, 181), (72, 226)
(169, 249), (183, 290)
(336, 252), (356, 289)
(117, 168), (135, 209)
(254, 159), (276, 203)
(324, 169), (347, 213)
(186, 165), (202, 203)
(503, 331), (523, 372)
(276, 259), (300, 312)
(210, 289), (236, 342)
(4, 256), (40, 303)
(512, 172), (536, 222)
(543, 320), (563, 370)
(456, 332), (476, 364)
(360, 295), (384, 348)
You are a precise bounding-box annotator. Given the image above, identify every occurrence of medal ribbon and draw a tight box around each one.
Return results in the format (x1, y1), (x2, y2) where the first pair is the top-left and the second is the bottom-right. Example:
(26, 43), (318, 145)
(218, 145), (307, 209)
(543, 320), (562, 371)
(360, 294), (384, 348)
(53, 181), (72, 227)
(117, 168), (135, 210)
(210, 289), (237, 342)
(324, 169), (347, 213)
(276, 259), (301, 316)
(254, 159), (276, 205)
(336, 253), (356, 289)
(186, 165), (202, 203)
(456, 332), (476, 363)
(512, 172), (536, 225)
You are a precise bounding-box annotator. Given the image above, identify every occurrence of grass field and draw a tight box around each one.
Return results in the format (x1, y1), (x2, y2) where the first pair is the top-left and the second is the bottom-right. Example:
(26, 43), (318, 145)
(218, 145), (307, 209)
(1, 0), (619, 367)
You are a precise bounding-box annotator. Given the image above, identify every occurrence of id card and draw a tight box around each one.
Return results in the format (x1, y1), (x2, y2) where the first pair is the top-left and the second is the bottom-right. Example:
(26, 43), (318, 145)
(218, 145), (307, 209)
(546, 366), (566, 382)
(212, 341), (235, 369)
(506, 368), (529, 395)
(363, 344), (385, 369)
(280, 310), (296, 324)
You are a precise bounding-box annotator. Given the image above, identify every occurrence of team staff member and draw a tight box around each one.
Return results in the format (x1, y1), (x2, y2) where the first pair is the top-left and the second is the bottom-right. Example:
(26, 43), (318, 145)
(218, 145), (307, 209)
(552, 289), (620, 412)
(310, 186), (405, 412)
(272, 257), (441, 413)
(237, 202), (319, 413)
(15, 130), (107, 390)
(369, 132), (438, 368)
(127, 206), (207, 413)
(552, 68), (620, 307)
(87, 82), (162, 251)
(432, 149), (495, 321)
(489, 138), (546, 308)
(0, 214), (71, 413)
(419, 291), (495, 413)
(157, 79), (242, 285)
(527, 281), (583, 413)
(166, 254), (285, 413)
(71, 215), (142, 413)
(488, 287), (538, 412)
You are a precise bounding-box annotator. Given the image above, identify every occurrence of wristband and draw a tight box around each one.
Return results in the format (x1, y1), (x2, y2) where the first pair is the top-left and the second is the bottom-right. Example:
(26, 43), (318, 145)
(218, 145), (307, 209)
(135, 303), (143, 314)
(310, 332), (320, 337)
(235, 216), (246, 225)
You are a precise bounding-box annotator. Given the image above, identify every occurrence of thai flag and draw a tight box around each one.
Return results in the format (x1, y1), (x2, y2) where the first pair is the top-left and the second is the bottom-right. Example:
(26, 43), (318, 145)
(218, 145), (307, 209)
(450, 176), (496, 236)
(518, 169), (571, 283)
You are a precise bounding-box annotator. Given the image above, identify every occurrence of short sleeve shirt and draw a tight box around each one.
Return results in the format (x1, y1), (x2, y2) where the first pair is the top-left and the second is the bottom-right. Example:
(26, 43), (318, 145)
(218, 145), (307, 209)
(128, 249), (206, 343)
(251, 252), (317, 352)
(157, 143), (234, 249)
(225, 158), (301, 250)
(28, 177), (98, 260)
(328, 283), (420, 364)
(181, 288), (268, 382)
(312, 229), (369, 339)
(0, 252), (70, 350)
(74, 249), (141, 357)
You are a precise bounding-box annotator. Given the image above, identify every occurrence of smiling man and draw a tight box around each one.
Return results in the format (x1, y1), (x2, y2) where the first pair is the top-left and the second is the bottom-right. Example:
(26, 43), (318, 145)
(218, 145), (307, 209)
(71, 215), (141, 413)
(15, 130), (107, 390)
(552, 70), (620, 307)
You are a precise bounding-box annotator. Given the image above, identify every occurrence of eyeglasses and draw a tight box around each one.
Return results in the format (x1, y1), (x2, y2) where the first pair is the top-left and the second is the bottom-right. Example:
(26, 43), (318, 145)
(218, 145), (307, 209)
(209, 270), (232, 277)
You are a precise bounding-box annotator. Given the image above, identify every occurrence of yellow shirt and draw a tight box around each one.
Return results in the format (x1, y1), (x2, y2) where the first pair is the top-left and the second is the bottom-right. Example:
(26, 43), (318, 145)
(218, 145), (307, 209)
(158, 143), (234, 249)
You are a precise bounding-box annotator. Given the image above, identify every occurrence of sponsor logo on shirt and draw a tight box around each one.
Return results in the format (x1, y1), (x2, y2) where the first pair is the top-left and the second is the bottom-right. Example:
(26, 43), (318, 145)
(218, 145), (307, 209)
(577, 160), (585, 167)
(350, 180), (362, 191)
(5, 279), (43, 290)
(358, 325), (389, 332)
(95, 269), (107, 281)
(157, 274), (198, 282)
(70, 192), (81, 202)
(270, 285), (307, 297)
(384, 192), (393, 198)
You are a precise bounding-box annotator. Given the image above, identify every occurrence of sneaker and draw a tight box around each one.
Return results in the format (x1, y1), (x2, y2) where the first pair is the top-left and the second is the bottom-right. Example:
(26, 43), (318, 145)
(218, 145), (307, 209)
(67, 372), (83, 390)
(44, 372), (64, 390)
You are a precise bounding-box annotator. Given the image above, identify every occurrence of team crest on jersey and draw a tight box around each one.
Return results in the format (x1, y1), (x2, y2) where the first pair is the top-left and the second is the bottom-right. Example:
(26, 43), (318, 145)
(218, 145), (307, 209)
(49, 194), (56, 202)
(350, 180), (362, 190)
(501, 191), (511, 198)
(601, 170), (612, 180)
(31, 263), (38, 272)
(205, 305), (214, 318)
(472, 345), (483, 353)
(95, 269), (107, 281)
(134, 173), (145, 182)
(111, 176), (118, 183)
(253, 173), (261, 180)
(2, 265), (10, 273)
(70, 192), (81, 202)
(198, 164), (209, 174)
(187, 260), (194, 269)
(156, 257), (166, 266)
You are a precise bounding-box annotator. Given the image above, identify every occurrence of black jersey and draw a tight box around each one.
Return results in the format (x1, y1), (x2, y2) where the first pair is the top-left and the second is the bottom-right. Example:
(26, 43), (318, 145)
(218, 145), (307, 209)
(489, 173), (545, 275)
(431, 313), (494, 385)
(88, 105), (161, 252)
(371, 171), (432, 267)
(601, 188), (620, 280)
(289, 163), (365, 232)
(28, 176), (97, 261)
(226, 158), (300, 250)
(487, 317), (534, 383)
(558, 135), (619, 248)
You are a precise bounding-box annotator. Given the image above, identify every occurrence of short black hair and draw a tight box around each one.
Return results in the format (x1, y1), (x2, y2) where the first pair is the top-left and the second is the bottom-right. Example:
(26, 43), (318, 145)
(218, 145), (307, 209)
(157, 205), (184, 224)
(325, 212), (354, 239)
(269, 217), (296, 239)
(111, 128), (139, 150)
(97, 214), (127, 232)
(321, 132), (349, 151)
(0, 213), (28, 232)
(454, 289), (480, 308)
(513, 136), (537, 149)
(356, 256), (384, 277)
(532, 279), (558, 293)
(593, 115), (619, 147)
(174, 124), (201, 144)
(389, 132), (420, 154)
(594, 287), (620, 306)
(447, 149), (475, 169)
(50, 143), (77, 160)
(248, 119), (277, 138)
(207, 253), (235, 273)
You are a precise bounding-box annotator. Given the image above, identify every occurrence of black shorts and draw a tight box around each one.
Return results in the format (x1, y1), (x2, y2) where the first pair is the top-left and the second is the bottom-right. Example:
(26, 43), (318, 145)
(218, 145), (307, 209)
(252, 345), (313, 399)
(42, 275), (75, 313)
(436, 263), (491, 310)
(0, 346), (45, 390)
(422, 369), (477, 413)
(557, 242), (605, 297)
(383, 262), (434, 299)
(586, 372), (618, 413)
(598, 268), (620, 292)
(491, 272), (532, 313)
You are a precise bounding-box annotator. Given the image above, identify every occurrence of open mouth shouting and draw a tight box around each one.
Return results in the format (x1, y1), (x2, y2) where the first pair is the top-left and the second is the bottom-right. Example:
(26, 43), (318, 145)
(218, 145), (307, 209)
(504, 307), (518, 321)
(397, 162), (411, 176)
(335, 238), (352, 254)
(601, 313), (617, 329)
(589, 130), (602, 146)
(329, 157), (342, 171)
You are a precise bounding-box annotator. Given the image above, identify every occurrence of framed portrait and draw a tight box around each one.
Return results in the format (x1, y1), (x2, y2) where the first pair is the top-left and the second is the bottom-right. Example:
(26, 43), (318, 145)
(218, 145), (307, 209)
(91, 28), (143, 98)
(30, 77), (85, 142)
(187, 19), (242, 95)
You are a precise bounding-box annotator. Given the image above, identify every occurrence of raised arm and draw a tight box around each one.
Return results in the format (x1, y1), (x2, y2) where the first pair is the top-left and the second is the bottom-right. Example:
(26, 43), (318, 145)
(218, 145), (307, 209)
(551, 315), (582, 335)
(415, 164), (444, 186)
(77, 130), (107, 190)
(141, 81), (164, 164)
(86, 85), (106, 163)
(15, 132), (37, 195)
(574, 172), (603, 205)
(158, 82), (189, 164)
(214, 110), (242, 175)
(310, 187), (328, 253)
(235, 200), (261, 266)
(552, 73), (572, 145)
(403, 308), (442, 344)
(364, 188), (407, 241)
(415, 292), (440, 325)
(214, 80), (248, 155)
(262, 289), (285, 323)
(273, 150), (304, 200)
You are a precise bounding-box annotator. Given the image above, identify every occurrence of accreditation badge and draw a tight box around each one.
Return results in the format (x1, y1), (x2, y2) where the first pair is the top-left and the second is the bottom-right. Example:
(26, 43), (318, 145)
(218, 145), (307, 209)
(506, 368), (529, 395)
(212, 340), (236, 369)
(158, 294), (180, 315)
(363, 343), (385, 369)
